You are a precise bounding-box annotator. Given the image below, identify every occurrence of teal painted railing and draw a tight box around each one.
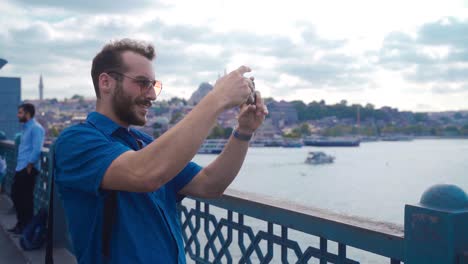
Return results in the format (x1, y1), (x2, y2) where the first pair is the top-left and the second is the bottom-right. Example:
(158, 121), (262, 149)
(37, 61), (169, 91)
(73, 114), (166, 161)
(0, 140), (51, 214)
(1, 140), (467, 263)
(178, 191), (403, 263)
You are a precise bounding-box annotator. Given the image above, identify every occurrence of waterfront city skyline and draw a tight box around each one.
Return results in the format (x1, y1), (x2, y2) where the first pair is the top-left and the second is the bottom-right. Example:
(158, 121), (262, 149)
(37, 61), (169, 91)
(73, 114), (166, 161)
(1, 0), (468, 112)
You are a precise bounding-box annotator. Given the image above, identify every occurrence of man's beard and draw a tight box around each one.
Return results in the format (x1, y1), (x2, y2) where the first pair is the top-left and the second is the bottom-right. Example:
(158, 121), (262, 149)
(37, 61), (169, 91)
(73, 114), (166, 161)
(18, 117), (27, 123)
(112, 82), (151, 126)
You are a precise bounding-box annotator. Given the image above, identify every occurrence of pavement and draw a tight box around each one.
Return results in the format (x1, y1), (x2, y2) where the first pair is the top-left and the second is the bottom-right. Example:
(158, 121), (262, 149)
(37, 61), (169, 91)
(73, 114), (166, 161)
(0, 194), (77, 264)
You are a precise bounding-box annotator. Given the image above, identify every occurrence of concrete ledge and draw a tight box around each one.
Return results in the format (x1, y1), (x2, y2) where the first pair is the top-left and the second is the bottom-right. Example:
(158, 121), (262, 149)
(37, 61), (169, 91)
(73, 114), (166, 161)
(0, 194), (76, 264)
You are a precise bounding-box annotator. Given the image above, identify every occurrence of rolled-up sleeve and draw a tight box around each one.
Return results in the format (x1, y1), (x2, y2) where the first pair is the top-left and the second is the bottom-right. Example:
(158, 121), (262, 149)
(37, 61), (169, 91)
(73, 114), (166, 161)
(27, 125), (45, 164)
(55, 126), (131, 196)
(169, 161), (202, 202)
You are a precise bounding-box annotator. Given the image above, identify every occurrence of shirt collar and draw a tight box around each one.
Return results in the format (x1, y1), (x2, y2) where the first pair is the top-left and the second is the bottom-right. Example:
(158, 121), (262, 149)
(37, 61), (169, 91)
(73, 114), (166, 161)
(24, 118), (35, 128)
(86, 112), (123, 136)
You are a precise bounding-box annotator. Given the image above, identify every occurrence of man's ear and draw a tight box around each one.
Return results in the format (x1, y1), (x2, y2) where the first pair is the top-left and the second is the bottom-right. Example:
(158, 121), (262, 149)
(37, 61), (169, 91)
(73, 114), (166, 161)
(99, 73), (113, 96)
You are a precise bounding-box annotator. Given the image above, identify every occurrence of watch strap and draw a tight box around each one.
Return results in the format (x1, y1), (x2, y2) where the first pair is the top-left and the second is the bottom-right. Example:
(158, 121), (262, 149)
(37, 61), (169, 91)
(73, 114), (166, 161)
(233, 129), (253, 141)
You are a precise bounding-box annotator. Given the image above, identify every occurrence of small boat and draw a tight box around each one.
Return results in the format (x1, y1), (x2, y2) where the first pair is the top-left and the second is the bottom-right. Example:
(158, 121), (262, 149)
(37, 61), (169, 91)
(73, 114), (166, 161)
(305, 151), (335, 165)
(198, 139), (227, 154)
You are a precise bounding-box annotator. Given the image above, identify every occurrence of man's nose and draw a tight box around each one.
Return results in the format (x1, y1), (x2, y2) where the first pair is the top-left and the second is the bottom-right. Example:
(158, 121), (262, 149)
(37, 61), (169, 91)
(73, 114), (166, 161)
(146, 86), (157, 101)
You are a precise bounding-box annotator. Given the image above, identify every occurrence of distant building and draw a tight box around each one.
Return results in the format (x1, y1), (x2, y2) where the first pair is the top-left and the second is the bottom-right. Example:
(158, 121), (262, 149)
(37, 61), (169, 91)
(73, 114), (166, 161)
(267, 100), (298, 128)
(253, 118), (281, 139)
(217, 108), (238, 128)
(188, 82), (213, 105)
(39, 74), (44, 101)
(0, 59), (21, 139)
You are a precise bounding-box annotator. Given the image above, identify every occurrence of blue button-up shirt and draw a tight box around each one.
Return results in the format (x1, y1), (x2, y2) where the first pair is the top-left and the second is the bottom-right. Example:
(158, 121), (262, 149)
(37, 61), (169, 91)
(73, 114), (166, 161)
(16, 118), (45, 171)
(54, 112), (202, 264)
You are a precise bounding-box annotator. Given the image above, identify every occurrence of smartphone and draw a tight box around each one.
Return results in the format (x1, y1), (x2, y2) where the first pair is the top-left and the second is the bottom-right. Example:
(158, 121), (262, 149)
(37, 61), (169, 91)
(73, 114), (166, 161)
(246, 80), (256, 105)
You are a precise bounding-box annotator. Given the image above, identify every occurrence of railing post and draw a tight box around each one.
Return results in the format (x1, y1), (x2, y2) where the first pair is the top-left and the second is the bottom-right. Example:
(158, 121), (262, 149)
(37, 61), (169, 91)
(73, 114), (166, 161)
(404, 184), (468, 264)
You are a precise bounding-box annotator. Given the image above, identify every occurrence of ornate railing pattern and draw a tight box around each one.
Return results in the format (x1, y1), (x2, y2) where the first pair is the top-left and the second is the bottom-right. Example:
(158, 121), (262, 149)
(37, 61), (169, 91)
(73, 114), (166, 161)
(178, 190), (405, 264)
(0, 140), (16, 194)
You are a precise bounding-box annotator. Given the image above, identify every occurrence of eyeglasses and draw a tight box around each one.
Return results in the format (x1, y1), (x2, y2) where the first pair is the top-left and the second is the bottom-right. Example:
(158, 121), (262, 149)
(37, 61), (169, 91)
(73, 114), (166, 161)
(107, 71), (162, 96)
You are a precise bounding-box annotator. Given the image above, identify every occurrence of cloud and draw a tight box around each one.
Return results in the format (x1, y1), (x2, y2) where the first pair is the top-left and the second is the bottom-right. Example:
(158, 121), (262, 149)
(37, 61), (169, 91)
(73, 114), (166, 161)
(0, 0), (372, 100)
(301, 26), (346, 49)
(378, 32), (436, 69)
(279, 61), (369, 87)
(376, 17), (468, 92)
(447, 50), (468, 62)
(431, 83), (468, 94)
(13, 0), (166, 13)
(275, 49), (374, 90)
(142, 21), (360, 93)
(405, 65), (468, 83)
(417, 17), (468, 48)
(0, 10), (372, 100)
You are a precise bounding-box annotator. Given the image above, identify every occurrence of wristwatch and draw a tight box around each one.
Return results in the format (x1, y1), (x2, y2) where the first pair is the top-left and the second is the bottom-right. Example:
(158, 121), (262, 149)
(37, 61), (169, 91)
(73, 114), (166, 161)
(232, 129), (253, 141)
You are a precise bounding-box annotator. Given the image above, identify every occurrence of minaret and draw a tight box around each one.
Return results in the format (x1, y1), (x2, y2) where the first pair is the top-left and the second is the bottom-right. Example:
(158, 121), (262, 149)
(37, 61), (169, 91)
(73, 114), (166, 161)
(356, 105), (360, 127)
(39, 74), (43, 101)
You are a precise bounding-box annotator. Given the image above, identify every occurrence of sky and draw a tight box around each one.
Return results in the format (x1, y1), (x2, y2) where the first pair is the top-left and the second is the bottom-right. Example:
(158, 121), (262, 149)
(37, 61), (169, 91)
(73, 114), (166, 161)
(1, 0), (468, 112)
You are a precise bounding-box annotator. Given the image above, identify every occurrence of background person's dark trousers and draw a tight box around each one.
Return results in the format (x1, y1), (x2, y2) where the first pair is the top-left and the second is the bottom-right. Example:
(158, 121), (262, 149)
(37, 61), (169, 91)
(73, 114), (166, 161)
(9, 168), (37, 233)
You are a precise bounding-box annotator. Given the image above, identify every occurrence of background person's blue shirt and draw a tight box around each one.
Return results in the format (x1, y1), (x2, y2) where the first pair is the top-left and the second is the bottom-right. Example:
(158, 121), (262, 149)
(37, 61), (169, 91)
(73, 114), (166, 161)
(54, 112), (202, 264)
(16, 118), (45, 171)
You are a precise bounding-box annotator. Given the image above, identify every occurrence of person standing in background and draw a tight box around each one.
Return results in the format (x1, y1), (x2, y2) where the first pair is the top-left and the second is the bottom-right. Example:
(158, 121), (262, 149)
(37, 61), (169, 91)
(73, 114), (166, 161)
(8, 103), (45, 235)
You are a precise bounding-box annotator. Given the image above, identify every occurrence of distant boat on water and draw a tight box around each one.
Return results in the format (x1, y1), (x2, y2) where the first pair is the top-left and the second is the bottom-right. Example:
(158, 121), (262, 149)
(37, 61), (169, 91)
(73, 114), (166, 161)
(303, 137), (360, 147)
(250, 138), (283, 147)
(198, 139), (227, 154)
(264, 138), (284, 147)
(380, 135), (413, 141)
(305, 151), (335, 165)
(282, 138), (303, 148)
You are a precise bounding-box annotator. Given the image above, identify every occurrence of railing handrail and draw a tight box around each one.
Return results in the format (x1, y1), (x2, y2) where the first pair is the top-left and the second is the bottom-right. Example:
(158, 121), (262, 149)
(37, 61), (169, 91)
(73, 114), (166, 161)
(191, 188), (405, 260)
(0, 140), (15, 147)
(0, 139), (49, 153)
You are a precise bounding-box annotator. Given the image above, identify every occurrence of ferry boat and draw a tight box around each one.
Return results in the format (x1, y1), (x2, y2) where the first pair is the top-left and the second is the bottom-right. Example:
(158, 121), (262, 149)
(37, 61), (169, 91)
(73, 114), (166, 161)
(264, 138), (284, 147)
(197, 139), (227, 154)
(282, 138), (304, 148)
(380, 135), (413, 141)
(249, 138), (267, 147)
(303, 137), (360, 147)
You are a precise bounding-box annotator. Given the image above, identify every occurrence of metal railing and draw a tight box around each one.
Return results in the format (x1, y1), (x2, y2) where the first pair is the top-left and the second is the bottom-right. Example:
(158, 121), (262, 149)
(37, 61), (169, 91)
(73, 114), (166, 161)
(178, 190), (404, 263)
(1, 139), (467, 264)
(0, 140), (51, 215)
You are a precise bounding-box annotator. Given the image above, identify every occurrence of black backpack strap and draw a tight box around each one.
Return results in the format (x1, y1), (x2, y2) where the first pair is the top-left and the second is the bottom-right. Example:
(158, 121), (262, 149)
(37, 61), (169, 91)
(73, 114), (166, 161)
(45, 146), (55, 264)
(101, 130), (142, 260)
(83, 120), (119, 261)
(101, 190), (117, 259)
(80, 123), (142, 261)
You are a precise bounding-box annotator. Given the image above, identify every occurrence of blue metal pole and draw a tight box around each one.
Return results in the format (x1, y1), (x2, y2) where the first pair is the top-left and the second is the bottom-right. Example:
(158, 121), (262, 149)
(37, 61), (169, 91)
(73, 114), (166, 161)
(405, 184), (468, 264)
